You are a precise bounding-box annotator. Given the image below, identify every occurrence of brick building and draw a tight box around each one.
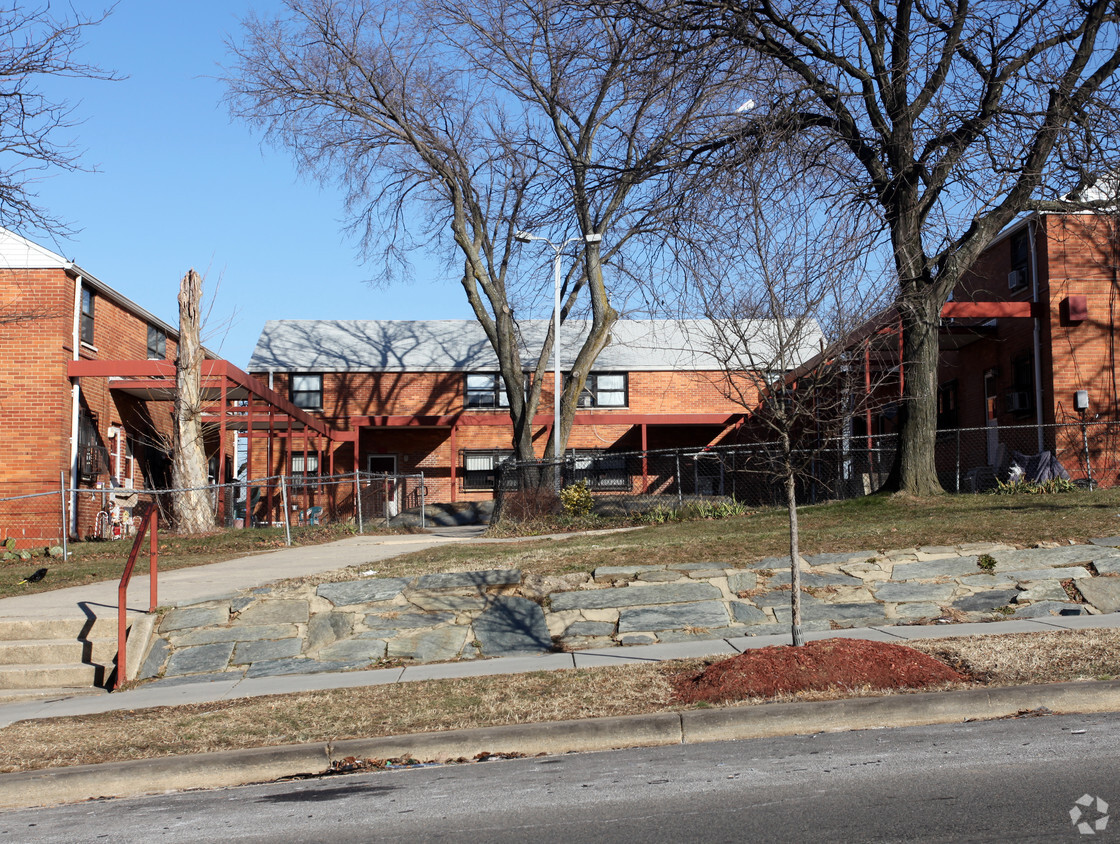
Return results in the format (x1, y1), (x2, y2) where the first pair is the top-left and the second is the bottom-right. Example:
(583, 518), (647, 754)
(246, 319), (819, 504)
(0, 228), (186, 545)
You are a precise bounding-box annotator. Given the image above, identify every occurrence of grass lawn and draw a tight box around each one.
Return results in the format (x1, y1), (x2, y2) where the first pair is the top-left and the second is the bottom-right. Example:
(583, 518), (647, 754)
(314, 488), (1120, 583)
(1, 627), (1118, 774)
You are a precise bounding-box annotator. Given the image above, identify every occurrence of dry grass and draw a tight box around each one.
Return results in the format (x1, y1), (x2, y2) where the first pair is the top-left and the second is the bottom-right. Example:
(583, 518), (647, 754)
(3, 628), (1120, 774)
(366, 487), (1120, 581)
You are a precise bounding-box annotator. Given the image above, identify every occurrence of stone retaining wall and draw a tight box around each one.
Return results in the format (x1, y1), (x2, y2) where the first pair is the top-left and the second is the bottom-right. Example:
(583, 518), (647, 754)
(137, 539), (1120, 684)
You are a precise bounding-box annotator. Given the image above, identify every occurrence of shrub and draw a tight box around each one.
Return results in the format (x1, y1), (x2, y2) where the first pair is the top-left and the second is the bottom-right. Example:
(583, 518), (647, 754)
(559, 480), (594, 518)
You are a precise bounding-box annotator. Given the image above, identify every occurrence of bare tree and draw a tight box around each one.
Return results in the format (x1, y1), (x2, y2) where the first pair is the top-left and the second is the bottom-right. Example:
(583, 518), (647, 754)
(0, 2), (115, 237)
(225, 0), (745, 464)
(171, 269), (217, 534)
(624, 0), (1120, 495)
(686, 146), (890, 644)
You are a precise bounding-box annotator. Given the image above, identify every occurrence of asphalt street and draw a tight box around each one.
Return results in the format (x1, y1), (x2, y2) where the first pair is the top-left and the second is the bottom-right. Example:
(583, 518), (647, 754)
(2, 712), (1116, 843)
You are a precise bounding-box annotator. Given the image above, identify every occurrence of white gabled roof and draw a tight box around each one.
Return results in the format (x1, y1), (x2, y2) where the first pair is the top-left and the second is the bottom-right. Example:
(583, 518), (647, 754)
(247, 319), (825, 374)
(0, 227), (72, 270)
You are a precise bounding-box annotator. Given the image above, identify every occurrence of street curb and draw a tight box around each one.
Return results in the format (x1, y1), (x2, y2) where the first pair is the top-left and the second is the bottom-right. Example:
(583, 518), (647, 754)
(3, 679), (1120, 810)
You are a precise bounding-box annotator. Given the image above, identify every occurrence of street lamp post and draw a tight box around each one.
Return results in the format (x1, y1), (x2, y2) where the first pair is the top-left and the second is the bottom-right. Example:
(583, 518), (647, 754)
(514, 229), (602, 491)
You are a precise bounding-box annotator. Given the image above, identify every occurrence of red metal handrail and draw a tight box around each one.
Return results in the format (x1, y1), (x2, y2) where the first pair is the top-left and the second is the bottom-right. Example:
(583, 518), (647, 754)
(116, 507), (158, 690)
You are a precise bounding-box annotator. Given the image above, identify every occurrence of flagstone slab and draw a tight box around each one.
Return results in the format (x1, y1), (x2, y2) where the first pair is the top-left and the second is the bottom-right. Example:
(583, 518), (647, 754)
(317, 578), (411, 606)
(1015, 581), (1069, 603)
(753, 590), (821, 608)
(548, 582), (721, 612)
(772, 602), (887, 624)
(414, 570), (520, 590)
(1093, 559), (1120, 576)
(874, 582), (956, 603)
(232, 638), (304, 665)
(165, 642), (235, 677)
(387, 627), (471, 662)
(244, 658), (365, 678)
(893, 602), (942, 618)
(138, 638), (170, 680)
(170, 624), (299, 647)
(405, 593), (490, 612)
(161, 606), (229, 633)
(1012, 601), (1089, 618)
(562, 621), (616, 638)
(802, 551), (879, 567)
(952, 588), (1020, 612)
(593, 565), (665, 580)
(1075, 577), (1120, 613)
(727, 571), (758, 593)
(987, 547), (1102, 570)
(891, 558), (981, 580)
(637, 571), (687, 582)
(767, 571), (863, 588)
(730, 602), (769, 625)
(317, 635), (389, 662)
(306, 612), (352, 652)
(617, 601), (730, 633)
(365, 611), (455, 633)
(234, 599), (309, 625)
(473, 596), (552, 655)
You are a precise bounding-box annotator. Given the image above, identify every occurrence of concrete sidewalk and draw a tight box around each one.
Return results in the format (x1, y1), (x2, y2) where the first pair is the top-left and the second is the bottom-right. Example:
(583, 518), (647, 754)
(0, 533), (469, 622)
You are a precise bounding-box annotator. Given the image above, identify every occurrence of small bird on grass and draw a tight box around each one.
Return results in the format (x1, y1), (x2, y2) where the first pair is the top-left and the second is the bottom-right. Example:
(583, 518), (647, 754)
(18, 568), (47, 585)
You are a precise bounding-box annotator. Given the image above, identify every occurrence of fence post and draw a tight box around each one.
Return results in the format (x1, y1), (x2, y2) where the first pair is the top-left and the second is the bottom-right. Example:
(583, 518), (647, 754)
(955, 427), (961, 493)
(59, 470), (68, 560)
(355, 470), (364, 534)
(279, 474), (292, 547)
(676, 453), (683, 507)
(420, 472), (426, 529)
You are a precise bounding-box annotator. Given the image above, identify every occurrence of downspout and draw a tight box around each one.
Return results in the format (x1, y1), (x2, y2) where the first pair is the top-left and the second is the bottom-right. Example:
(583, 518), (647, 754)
(68, 272), (83, 537)
(1029, 218), (1044, 453)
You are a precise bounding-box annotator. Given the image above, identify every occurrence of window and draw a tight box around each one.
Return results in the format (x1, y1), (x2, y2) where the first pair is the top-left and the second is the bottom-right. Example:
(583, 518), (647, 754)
(1007, 353), (1034, 415)
(147, 324), (167, 360)
(1009, 230), (1030, 291)
(291, 453), (319, 487)
(290, 374), (323, 410)
(576, 373), (628, 408)
(465, 373), (509, 408)
(462, 450), (512, 490)
(570, 451), (630, 489)
(80, 287), (94, 345)
(937, 381), (958, 429)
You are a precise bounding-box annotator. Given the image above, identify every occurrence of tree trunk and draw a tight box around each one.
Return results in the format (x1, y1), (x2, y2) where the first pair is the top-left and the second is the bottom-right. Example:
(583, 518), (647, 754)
(783, 432), (804, 646)
(172, 269), (216, 534)
(892, 283), (946, 496)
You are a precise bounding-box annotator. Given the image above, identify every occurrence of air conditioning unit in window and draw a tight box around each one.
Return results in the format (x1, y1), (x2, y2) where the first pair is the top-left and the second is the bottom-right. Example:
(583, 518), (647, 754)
(1006, 391), (1031, 412)
(1007, 269), (1027, 290)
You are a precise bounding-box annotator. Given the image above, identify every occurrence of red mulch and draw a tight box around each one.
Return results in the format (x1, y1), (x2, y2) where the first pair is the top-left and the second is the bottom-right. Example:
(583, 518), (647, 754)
(671, 638), (967, 705)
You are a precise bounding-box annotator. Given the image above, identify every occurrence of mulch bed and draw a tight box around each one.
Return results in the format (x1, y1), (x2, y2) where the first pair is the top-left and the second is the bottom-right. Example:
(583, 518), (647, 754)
(671, 638), (967, 705)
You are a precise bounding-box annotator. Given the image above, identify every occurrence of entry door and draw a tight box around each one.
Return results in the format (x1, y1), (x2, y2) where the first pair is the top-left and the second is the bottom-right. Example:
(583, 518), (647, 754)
(367, 455), (399, 517)
(984, 369), (999, 466)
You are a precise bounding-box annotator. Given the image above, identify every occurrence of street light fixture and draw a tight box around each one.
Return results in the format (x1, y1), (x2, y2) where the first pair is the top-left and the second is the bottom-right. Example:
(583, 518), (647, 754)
(514, 229), (602, 490)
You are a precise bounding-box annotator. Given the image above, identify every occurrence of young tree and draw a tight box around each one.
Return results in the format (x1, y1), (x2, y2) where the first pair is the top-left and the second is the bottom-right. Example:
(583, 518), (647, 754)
(686, 146), (890, 645)
(171, 269), (217, 534)
(626, 0), (1120, 494)
(0, 2), (115, 237)
(225, 0), (744, 464)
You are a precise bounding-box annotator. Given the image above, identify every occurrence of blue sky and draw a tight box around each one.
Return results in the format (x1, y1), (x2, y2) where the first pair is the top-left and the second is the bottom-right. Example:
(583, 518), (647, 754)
(30, 1), (473, 367)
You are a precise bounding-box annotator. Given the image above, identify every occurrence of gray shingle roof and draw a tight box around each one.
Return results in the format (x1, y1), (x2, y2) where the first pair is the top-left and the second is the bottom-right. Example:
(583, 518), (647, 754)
(247, 319), (822, 373)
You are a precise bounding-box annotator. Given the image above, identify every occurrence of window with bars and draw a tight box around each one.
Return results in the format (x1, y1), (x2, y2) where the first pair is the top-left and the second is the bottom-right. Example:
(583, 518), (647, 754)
(290, 374), (323, 410)
(462, 450), (513, 489)
(290, 453), (319, 487)
(569, 451), (630, 489)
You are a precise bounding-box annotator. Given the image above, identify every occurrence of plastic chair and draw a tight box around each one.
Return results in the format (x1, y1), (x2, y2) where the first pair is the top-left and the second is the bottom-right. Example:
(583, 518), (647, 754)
(304, 506), (323, 526)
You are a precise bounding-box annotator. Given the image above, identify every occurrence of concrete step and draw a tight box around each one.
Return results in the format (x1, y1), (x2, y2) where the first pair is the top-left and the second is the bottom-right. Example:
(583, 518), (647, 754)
(0, 638), (117, 666)
(0, 686), (109, 705)
(0, 616), (121, 642)
(0, 663), (103, 691)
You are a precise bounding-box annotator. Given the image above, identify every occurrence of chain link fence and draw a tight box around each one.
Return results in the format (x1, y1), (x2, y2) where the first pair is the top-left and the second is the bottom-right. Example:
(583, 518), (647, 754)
(494, 420), (1120, 517)
(1, 471), (427, 551)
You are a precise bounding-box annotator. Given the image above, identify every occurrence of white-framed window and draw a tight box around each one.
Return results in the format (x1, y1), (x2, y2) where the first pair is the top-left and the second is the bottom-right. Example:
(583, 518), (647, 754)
(147, 324), (167, 359)
(80, 287), (94, 344)
(570, 451), (629, 489)
(465, 373), (509, 408)
(576, 373), (628, 408)
(290, 374), (323, 410)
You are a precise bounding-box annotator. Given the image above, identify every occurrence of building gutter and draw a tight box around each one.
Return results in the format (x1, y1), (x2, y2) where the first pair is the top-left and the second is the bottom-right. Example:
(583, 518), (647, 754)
(68, 270), (82, 537)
